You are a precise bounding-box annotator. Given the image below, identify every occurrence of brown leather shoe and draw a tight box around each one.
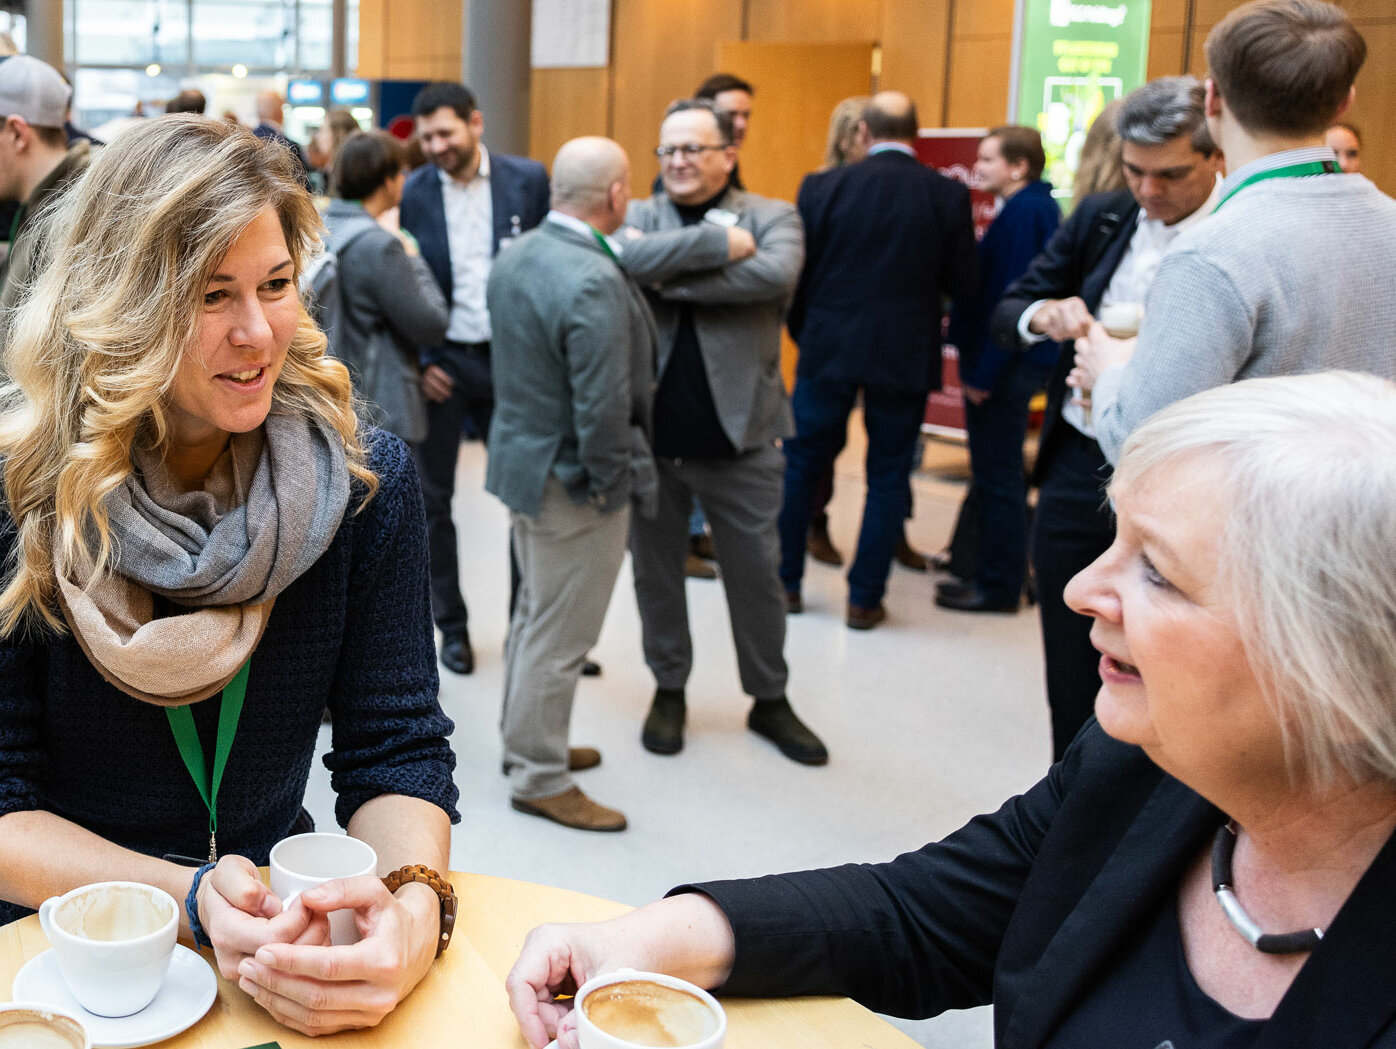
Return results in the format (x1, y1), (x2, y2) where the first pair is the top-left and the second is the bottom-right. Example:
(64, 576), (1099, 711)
(806, 522), (843, 566)
(846, 602), (887, 630)
(684, 552), (718, 579)
(894, 534), (930, 572)
(568, 746), (601, 771)
(501, 747), (602, 775)
(785, 590), (803, 614)
(690, 533), (716, 560)
(511, 786), (627, 832)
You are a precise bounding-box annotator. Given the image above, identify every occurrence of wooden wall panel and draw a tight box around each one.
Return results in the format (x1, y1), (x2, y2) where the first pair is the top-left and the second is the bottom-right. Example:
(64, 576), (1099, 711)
(715, 41), (875, 203)
(355, 0), (387, 78)
(529, 68), (610, 176)
(746, 0), (880, 43)
(610, 0), (744, 192)
(1343, 18), (1394, 196)
(945, 36), (1013, 127)
(879, 0), (953, 124)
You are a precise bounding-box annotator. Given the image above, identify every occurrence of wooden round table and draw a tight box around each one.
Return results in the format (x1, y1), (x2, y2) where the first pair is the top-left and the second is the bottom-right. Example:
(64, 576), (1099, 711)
(1, 872), (922, 1048)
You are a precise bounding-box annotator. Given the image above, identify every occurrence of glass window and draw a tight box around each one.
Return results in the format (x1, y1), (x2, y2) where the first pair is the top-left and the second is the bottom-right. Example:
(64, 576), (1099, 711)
(192, 0), (294, 71)
(73, 0), (189, 69)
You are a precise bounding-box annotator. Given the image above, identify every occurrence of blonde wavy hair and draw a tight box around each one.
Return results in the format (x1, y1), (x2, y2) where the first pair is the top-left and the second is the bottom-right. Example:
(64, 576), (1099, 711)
(0, 115), (375, 637)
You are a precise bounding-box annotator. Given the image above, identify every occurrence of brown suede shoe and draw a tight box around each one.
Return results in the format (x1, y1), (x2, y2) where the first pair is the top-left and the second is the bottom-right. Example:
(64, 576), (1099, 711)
(846, 602), (887, 630)
(894, 534), (930, 572)
(684, 552), (718, 579)
(501, 747), (602, 776)
(511, 786), (627, 832)
(807, 522), (844, 566)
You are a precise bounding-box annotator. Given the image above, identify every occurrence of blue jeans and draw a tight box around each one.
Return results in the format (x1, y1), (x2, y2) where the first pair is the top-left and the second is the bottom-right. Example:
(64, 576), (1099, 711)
(963, 358), (1053, 604)
(778, 379), (926, 609)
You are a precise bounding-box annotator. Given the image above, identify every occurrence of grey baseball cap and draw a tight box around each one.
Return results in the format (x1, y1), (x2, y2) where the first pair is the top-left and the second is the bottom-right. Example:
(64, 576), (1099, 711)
(0, 55), (71, 128)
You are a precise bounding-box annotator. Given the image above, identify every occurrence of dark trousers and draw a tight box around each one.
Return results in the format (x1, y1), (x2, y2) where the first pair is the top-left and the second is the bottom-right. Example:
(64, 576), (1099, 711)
(963, 358), (1053, 603)
(778, 378), (926, 609)
(1030, 424), (1115, 760)
(414, 341), (493, 636)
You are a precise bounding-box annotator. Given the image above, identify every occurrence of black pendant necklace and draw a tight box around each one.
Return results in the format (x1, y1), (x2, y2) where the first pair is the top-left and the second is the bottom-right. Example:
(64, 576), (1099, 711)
(1211, 823), (1324, 955)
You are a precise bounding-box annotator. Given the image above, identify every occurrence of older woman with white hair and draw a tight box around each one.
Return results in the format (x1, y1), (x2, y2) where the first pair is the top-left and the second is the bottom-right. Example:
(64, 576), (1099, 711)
(507, 370), (1396, 1048)
(0, 116), (458, 1036)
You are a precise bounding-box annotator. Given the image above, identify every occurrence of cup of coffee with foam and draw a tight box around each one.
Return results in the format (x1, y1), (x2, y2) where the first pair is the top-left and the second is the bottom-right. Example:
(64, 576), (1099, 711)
(0, 1002), (90, 1049)
(576, 969), (725, 1049)
(37, 882), (178, 1018)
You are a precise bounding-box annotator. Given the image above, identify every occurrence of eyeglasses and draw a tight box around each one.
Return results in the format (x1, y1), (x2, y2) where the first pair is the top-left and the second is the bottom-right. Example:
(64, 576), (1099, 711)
(655, 143), (728, 160)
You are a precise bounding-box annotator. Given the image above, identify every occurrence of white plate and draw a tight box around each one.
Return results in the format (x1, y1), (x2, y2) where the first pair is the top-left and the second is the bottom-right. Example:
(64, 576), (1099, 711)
(12, 945), (217, 1048)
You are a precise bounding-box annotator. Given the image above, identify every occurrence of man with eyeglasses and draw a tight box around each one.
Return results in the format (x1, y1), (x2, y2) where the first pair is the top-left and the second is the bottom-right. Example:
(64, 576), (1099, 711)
(617, 98), (828, 769)
(990, 76), (1223, 761)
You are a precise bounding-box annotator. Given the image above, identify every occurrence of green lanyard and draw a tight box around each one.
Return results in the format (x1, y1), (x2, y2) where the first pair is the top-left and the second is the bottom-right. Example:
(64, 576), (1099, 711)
(1213, 159), (1339, 213)
(590, 228), (619, 263)
(164, 659), (250, 863)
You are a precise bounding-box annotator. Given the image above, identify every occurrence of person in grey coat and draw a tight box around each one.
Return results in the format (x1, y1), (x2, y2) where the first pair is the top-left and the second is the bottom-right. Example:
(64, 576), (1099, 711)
(324, 131), (447, 445)
(619, 99), (827, 768)
(486, 137), (658, 833)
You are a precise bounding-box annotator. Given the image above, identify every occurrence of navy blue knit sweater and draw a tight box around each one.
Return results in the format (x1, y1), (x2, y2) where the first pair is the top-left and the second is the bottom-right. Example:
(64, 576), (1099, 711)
(0, 430), (459, 925)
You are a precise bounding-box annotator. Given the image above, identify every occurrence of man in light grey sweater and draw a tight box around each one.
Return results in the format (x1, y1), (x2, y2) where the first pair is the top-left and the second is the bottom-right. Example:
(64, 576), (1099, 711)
(1074, 0), (1396, 464)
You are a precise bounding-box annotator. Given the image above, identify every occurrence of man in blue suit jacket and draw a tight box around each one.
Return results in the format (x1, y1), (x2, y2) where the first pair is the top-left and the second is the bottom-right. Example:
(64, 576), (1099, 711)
(400, 81), (549, 677)
(778, 92), (977, 629)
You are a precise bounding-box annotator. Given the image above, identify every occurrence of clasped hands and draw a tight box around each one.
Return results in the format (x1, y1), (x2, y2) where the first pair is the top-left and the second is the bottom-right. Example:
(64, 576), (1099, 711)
(196, 855), (436, 1036)
(1029, 297), (1136, 399)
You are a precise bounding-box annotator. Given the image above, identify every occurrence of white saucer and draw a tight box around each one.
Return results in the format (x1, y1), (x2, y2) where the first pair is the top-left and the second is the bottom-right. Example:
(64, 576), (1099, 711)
(12, 945), (217, 1048)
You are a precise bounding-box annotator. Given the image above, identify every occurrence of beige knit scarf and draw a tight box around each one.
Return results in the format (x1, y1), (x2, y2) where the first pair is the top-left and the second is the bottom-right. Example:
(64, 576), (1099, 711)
(54, 414), (350, 706)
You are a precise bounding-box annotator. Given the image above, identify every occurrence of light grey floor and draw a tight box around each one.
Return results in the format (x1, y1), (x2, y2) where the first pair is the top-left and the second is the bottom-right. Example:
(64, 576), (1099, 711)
(303, 414), (1055, 1048)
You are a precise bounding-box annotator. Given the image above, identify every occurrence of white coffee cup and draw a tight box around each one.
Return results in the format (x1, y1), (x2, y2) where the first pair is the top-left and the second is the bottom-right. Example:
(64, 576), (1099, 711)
(576, 969), (725, 1049)
(37, 882), (178, 1018)
(0, 1002), (90, 1049)
(1097, 301), (1143, 339)
(268, 832), (377, 946)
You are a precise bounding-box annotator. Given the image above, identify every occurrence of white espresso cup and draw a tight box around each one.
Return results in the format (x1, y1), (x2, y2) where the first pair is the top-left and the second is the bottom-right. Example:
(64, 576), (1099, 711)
(0, 1002), (90, 1049)
(37, 881), (178, 1018)
(576, 969), (726, 1049)
(1097, 301), (1143, 339)
(268, 832), (377, 946)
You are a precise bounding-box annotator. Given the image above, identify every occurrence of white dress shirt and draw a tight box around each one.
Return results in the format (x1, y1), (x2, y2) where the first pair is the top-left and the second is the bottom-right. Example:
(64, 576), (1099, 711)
(441, 144), (494, 344)
(1020, 176), (1222, 437)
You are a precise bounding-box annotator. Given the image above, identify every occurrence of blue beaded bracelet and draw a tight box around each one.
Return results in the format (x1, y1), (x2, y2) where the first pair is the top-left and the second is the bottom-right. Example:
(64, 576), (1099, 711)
(185, 862), (216, 950)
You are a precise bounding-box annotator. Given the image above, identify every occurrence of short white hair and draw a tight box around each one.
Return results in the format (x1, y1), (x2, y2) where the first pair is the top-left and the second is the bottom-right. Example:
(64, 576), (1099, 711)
(1113, 371), (1396, 788)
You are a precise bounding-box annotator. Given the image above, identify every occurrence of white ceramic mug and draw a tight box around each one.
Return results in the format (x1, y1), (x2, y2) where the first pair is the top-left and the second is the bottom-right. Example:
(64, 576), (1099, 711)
(575, 969), (725, 1049)
(268, 832), (377, 946)
(0, 1002), (90, 1048)
(37, 882), (178, 1018)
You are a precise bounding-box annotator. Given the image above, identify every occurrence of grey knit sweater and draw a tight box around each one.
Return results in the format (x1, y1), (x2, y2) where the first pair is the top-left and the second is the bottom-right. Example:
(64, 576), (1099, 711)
(1093, 165), (1396, 463)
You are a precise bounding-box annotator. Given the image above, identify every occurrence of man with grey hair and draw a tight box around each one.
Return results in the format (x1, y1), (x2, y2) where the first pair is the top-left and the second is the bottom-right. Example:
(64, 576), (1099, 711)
(989, 75), (1223, 759)
(0, 55), (93, 321)
(619, 97), (828, 767)
(486, 136), (657, 832)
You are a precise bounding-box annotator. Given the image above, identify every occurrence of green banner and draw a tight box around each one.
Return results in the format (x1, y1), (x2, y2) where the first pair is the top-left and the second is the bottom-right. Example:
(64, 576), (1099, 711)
(1014, 0), (1152, 203)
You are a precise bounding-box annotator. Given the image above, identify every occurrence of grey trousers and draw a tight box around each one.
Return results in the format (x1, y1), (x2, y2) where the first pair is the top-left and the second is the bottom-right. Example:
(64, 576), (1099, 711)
(630, 443), (788, 700)
(502, 477), (630, 800)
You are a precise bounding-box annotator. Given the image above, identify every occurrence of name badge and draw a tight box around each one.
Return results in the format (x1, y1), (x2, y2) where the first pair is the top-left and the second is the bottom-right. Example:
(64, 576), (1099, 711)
(703, 208), (739, 228)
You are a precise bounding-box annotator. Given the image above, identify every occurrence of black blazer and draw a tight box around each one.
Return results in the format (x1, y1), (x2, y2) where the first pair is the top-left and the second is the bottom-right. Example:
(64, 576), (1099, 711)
(690, 724), (1396, 1048)
(398, 150), (550, 352)
(989, 189), (1138, 483)
(787, 149), (977, 393)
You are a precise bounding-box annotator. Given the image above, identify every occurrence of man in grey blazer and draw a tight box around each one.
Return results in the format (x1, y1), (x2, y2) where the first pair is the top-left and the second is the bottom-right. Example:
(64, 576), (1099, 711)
(486, 137), (657, 832)
(619, 99), (827, 767)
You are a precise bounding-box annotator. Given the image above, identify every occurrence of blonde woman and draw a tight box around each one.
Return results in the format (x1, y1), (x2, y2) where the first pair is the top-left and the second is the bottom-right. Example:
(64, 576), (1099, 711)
(0, 117), (458, 1036)
(1071, 98), (1126, 207)
(820, 95), (869, 171)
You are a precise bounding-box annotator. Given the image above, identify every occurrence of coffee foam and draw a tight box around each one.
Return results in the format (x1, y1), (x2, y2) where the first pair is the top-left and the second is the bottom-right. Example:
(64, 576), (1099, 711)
(0, 1010), (85, 1048)
(56, 886), (169, 942)
(584, 980), (718, 1047)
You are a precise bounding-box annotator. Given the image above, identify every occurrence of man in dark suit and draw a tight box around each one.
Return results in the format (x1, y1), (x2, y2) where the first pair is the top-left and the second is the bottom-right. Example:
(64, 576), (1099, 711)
(251, 89), (310, 186)
(400, 81), (550, 677)
(777, 91), (977, 630)
(989, 77), (1222, 759)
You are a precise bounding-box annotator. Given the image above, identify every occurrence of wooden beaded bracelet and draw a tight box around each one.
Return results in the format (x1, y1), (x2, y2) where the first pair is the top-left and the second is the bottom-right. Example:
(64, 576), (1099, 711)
(382, 864), (457, 957)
